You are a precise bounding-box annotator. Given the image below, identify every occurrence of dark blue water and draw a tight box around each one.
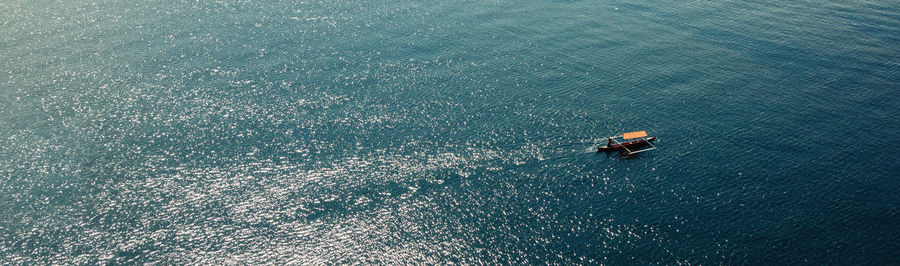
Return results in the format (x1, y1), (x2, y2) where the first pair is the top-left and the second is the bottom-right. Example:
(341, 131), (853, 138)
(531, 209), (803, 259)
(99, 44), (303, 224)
(2, 0), (900, 264)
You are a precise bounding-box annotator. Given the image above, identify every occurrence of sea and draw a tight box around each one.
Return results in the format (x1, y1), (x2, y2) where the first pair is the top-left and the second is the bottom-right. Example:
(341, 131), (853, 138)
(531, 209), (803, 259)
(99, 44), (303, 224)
(2, 0), (899, 264)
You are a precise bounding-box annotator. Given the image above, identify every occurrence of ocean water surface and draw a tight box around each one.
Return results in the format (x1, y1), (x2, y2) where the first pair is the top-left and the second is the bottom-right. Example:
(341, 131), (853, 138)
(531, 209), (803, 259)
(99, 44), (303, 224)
(2, 0), (899, 264)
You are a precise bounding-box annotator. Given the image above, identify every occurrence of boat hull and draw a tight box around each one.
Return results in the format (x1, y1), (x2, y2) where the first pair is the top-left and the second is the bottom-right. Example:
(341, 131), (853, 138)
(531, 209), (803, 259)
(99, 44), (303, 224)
(598, 136), (657, 152)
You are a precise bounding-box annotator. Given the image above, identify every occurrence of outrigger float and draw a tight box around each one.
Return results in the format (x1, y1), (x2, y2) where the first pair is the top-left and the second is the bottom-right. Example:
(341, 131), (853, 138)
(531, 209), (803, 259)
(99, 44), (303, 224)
(598, 130), (658, 155)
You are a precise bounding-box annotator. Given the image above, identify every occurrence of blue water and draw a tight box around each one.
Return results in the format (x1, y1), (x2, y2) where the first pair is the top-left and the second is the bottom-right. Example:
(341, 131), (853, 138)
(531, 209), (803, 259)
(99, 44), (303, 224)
(2, 0), (900, 264)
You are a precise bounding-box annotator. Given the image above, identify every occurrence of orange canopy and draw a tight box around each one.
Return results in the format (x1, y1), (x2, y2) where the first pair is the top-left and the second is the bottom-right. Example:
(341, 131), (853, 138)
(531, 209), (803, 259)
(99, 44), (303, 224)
(622, 131), (648, 139)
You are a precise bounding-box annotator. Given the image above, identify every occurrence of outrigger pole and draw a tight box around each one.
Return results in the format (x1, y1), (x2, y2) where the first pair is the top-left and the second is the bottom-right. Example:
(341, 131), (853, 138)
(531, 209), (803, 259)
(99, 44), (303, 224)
(625, 139), (657, 155)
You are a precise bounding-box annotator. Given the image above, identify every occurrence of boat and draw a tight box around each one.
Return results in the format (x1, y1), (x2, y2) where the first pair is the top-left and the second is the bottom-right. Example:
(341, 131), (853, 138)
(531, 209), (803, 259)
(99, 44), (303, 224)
(597, 130), (658, 155)
(597, 136), (657, 152)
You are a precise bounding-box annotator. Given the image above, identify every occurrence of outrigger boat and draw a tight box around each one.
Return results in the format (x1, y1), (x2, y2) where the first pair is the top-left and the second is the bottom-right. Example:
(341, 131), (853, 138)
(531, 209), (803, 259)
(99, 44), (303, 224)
(598, 130), (658, 155)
